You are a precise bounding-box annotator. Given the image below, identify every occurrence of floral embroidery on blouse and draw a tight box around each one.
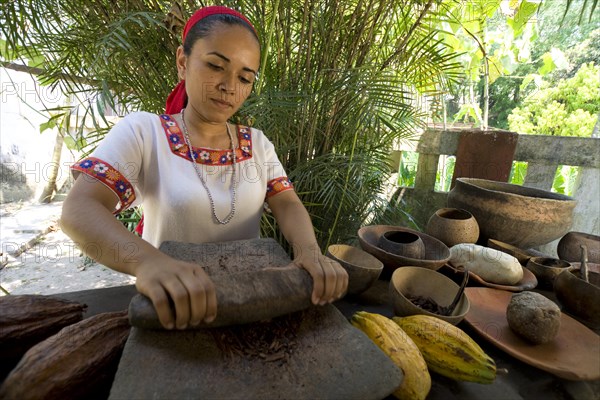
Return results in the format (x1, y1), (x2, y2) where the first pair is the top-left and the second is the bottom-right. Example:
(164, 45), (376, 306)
(266, 177), (294, 198)
(71, 157), (136, 212)
(159, 114), (252, 165)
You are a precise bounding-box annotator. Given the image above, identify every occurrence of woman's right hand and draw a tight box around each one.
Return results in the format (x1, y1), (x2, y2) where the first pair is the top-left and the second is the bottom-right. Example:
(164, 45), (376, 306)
(61, 176), (217, 330)
(134, 256), (217, 330)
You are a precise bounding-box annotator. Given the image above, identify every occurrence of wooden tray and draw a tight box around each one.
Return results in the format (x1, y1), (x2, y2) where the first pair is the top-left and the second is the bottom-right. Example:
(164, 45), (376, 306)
(443, 264), (538, 292)
(463, 287), (600, 381)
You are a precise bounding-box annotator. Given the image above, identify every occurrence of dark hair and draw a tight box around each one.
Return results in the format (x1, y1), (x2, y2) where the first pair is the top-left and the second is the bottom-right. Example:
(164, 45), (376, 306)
(183, 14), (259, 55)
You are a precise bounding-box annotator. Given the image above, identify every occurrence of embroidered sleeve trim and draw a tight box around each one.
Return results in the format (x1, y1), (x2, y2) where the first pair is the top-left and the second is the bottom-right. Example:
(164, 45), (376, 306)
(266, 176), (294, 199)
(71, 157), (136, 213)
(159, 114), (252, 165)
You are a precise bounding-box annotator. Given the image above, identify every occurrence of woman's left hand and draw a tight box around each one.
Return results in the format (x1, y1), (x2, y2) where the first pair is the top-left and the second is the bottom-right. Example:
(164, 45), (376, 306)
(292, 245), (348, 305)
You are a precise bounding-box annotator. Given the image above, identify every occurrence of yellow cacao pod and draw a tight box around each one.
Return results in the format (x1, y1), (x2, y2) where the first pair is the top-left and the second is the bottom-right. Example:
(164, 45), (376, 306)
(393, 314), (496, 384)
(351, 311), (431, 400)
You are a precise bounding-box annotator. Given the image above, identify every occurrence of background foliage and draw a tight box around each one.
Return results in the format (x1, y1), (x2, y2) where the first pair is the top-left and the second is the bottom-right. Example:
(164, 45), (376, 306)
(1, 0), (462, 250)
(508, 62), (599, 137)
(485, 0), (600, 129)
(1, 0), (597, 248)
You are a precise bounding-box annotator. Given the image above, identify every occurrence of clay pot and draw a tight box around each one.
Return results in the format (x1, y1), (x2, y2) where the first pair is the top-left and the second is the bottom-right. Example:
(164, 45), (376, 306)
(557, 232), (600, 264)
(377, 231), (425, 259)
(389, 266), (470, 325)
(425, 208), (479, 247)
(326, 244), (383, 295)
(554, 268), (600, 330)
(525, 257), (571, 288)
(447, 178), (576, 249)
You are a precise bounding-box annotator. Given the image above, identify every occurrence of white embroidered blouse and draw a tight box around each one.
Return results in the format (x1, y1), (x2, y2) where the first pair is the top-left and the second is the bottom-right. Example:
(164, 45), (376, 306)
(71, 112), (293, 248)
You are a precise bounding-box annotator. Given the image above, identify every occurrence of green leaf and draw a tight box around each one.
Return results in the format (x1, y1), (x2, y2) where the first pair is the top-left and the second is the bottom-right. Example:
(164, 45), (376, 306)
(462, 20), (481, 35)
(488, 56), (503, 84)
(509, 0), (541, 37)
(441, 32), (461, 52)
(509, 161), (528, 185)
(0, 38), (18, 62)
(39, 111), (70, 134)
(27, 53), (45, 68)
(63, 135), (88, 151)
(468, 51), (483, 81)
(63, 135), (77, 150)
(39, 119), (57, 134)
(501, 53), (517, 74)
(538, 52), (556, 76)
(0, 39), (8, 60)
(520, 73), (542, 91)
(484, 0), (502, 18)
(553, 167), (567, 194)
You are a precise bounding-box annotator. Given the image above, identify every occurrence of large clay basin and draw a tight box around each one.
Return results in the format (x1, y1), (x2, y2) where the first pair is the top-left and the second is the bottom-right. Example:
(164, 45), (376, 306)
(447, 178), (576, 249)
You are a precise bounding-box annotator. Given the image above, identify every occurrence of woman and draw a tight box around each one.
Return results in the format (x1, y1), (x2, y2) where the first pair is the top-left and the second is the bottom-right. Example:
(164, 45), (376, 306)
(61, 6), (348, 330)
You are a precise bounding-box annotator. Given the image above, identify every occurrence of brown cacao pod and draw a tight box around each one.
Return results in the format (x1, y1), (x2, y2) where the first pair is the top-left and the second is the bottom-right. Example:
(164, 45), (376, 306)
(0, 295), (87, 378)
(0, 310), (130, 400)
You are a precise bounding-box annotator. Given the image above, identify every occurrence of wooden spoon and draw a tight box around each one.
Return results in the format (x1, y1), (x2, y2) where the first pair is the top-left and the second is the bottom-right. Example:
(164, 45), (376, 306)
(443, 267), (469, 316)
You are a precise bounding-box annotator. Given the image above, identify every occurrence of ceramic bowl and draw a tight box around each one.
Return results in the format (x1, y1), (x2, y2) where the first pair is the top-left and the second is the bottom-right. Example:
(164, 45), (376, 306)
(377, 231), (425, 259)
(326, 244), (383, 295)
(425, 208), (480, 247)
(525, 257), (572, 288)
(447, 178), (576, 249)
(358, 225), (451, 277)
(554, 268), (600, 330)
(557, 231), (600, 264)
(389, 266), (470, 325)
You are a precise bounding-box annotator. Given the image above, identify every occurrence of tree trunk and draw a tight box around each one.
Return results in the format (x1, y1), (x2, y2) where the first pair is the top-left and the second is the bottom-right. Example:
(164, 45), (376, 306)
(442, 95), (447, 130)
(482, 59), (489, 130)
(38, 130), (64, 203)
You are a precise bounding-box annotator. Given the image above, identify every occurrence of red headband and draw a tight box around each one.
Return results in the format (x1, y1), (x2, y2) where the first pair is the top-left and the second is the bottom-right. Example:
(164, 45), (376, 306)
(182, 5), (256, 41)
(165, 6), (256, 114)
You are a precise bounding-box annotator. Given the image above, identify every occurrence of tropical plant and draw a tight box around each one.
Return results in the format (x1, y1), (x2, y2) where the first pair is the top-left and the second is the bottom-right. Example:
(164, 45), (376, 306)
(435, 0), (542, 129)
(483, 0), (600, 129)
(508, 62), (599, 137)
(1, 0), (466, 250)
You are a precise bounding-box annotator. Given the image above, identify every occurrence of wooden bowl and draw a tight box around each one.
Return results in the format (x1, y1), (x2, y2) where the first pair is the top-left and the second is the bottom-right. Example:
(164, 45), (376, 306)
(326, 244), (383, 295)
(357, 225), (451, 278)
(389, 266), (470, 325)
(557, 231), (600, 264)
(447, 178), (576, 249)
(554, 268), (600, 330)
(525, 257), (572, 288)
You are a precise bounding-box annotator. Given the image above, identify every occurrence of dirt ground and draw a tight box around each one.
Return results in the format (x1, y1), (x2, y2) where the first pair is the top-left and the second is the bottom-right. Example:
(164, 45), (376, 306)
(0, 202), (135, 296)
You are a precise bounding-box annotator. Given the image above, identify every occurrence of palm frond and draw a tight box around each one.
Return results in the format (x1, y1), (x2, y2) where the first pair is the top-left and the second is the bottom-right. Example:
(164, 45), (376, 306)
(2, 0), (464, 249)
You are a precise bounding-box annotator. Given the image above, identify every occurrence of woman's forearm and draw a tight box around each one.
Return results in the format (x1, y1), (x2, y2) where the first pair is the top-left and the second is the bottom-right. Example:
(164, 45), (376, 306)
(60, 186), (168, 276)
(268, 190), (348, 304)
(268, 193), (319, 253)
